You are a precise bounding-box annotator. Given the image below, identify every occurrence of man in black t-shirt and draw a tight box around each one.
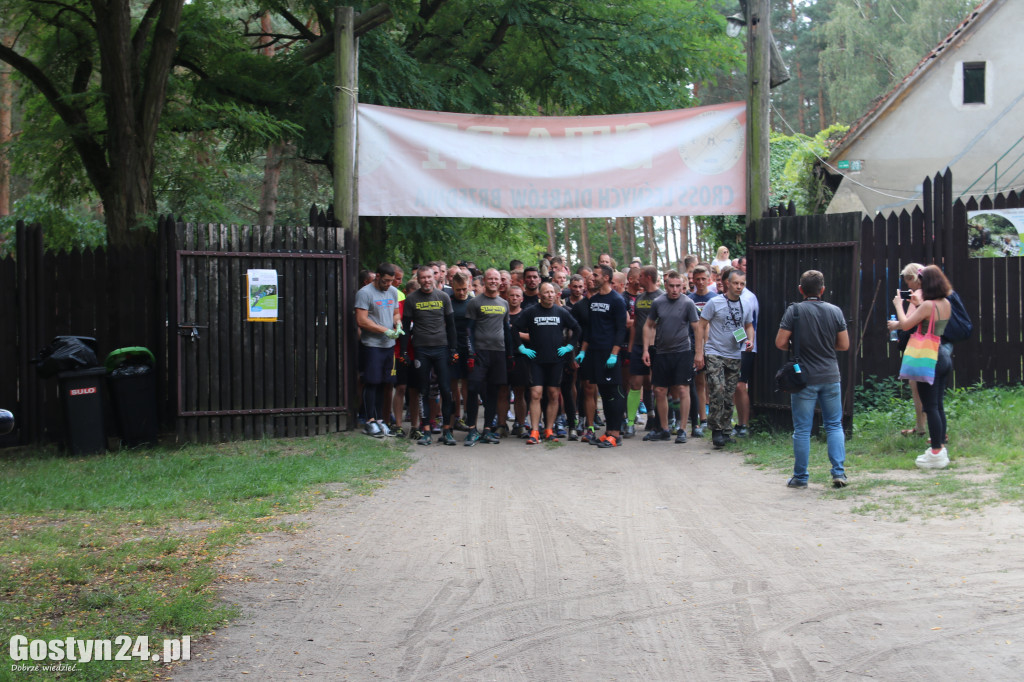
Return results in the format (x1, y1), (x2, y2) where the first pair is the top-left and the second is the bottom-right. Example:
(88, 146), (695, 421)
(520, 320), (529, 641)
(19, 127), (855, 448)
(515, 282), (582, 444)
(577, 264), (628, 448)
(401, 265), (459, 446)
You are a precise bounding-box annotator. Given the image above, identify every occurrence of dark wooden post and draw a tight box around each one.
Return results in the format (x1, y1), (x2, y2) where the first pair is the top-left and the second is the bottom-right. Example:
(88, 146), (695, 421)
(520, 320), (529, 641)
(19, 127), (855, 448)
(745, 0), (771, 222)
(334, 6), (358, 428)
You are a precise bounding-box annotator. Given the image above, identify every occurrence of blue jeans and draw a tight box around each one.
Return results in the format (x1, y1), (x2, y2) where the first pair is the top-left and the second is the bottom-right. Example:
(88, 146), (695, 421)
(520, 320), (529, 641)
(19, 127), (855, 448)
(790, 382), (845, 482)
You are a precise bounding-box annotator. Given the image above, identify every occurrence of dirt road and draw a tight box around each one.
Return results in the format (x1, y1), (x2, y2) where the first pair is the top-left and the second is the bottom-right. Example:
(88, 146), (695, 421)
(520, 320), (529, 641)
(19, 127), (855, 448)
(175, 437), (1024, 680)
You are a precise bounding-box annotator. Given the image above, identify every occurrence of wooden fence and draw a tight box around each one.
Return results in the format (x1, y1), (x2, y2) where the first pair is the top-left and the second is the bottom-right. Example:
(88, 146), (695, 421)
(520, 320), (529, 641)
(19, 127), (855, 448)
(0, 222), (166, 448)
(857, 171), (1022, 388)
(751, 169), (1022, 432)
(0, 213), (353, 448)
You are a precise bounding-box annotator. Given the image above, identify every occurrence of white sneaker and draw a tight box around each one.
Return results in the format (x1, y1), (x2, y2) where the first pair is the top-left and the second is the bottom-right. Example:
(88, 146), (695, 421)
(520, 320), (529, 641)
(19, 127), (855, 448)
(916, 447), (949, 469)
(377, 422), (391, 437)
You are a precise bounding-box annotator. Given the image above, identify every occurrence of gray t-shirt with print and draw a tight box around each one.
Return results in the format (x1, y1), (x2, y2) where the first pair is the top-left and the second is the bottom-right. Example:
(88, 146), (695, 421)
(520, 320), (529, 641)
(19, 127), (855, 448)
(700, 295), (754, 360)
(354, 283), (399, 348)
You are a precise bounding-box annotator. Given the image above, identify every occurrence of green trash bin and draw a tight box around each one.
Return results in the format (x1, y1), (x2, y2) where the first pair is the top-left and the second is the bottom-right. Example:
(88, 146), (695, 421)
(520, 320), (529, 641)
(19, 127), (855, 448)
(105, 347), (159, 447)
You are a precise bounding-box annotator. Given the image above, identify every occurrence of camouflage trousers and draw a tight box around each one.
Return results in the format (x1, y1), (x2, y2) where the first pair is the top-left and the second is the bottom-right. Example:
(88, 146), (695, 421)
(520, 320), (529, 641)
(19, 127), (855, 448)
(704, 354), (741, 431)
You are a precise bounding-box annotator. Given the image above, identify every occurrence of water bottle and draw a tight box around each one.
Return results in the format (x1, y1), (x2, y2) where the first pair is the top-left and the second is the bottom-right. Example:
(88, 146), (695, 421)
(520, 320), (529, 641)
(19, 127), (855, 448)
(889, 315), (899, 341)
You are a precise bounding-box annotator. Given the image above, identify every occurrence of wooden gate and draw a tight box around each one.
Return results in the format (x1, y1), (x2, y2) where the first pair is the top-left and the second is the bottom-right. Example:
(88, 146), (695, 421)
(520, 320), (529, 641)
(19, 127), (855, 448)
(172, 221), (351, 442)
(746, 213), (862, 431)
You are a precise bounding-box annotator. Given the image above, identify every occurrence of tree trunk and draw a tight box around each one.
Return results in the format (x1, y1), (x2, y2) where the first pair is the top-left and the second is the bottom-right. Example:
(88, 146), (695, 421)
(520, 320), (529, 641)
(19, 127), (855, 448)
(0, 33), (12, 216)
(545, 218), (557, 256)
(618, 217), (630, 262)
(562, 218), (572, 266)
(94, 0), (185, 246)
(644, 216), (656, 265)
(678, 216), (688, 268)
(579, 217), (592, 267)
(662, 216), (670, 271)
(256, 12), (284, 228)
(605, 217), (614, 262)
(258, 142), (286, 227)
(790, 0), (805, 134)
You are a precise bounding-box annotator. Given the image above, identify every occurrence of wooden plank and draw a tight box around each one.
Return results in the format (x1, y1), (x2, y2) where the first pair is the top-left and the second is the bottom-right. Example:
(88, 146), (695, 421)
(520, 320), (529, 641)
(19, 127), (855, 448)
(316, 226), (329, 434)
(229, 225), (244, 440)
(216, 224), (231, 440)
(1005, 256), (1022, 386)
(273, 226), (288, 438)
(304, 227), (318, 436)
(325, 228), (340, 433)
(242, 225), (257, 439)
(283, 227), (298, 437)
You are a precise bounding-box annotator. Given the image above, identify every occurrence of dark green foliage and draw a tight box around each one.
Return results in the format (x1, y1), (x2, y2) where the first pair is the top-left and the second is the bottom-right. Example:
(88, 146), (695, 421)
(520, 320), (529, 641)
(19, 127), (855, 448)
(854, 374), (909, 414)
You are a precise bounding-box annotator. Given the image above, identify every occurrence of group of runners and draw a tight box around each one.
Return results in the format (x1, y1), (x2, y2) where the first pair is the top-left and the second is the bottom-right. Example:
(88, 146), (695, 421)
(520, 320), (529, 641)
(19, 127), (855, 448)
(355, 252), (758, 449)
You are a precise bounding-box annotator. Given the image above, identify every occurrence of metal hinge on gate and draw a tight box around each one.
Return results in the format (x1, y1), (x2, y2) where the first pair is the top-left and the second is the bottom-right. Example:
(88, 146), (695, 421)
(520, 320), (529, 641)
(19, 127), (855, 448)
(177, 323), (208, 342)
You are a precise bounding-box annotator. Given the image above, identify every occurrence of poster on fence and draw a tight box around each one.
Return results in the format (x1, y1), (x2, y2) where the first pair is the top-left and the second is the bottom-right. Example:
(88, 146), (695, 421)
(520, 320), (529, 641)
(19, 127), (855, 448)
(967, 209), (1024, 258)
(247, 269), (279, 321)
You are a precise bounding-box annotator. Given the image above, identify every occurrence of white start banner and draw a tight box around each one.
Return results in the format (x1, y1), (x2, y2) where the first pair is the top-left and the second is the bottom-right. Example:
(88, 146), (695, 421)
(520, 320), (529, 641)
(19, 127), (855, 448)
(357, 102), (747, 218)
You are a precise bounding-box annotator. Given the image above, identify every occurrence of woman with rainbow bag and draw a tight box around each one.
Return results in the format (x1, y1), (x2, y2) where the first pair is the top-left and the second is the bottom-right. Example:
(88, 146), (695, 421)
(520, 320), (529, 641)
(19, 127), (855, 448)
(888, 266), (954, 469)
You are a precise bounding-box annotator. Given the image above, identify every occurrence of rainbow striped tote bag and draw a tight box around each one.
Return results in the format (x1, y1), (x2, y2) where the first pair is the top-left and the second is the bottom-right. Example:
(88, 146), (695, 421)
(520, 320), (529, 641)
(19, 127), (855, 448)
(898, 308), (940, 385)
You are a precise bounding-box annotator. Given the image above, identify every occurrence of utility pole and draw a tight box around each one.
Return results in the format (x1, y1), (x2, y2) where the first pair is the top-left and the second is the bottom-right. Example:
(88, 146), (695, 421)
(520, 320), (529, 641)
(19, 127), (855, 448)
(745, 0), (771, 222)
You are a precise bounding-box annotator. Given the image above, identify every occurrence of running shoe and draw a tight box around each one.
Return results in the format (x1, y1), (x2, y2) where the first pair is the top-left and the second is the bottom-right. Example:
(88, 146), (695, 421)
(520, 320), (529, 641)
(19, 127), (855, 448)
(526, 430), (540, 445)
(464, 428), (481, 447)
(596, 435), (619, 448)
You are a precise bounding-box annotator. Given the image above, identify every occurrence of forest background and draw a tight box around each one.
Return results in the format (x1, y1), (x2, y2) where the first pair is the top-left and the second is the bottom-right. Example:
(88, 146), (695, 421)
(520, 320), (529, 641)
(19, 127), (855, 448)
(0, 0), (980, 270)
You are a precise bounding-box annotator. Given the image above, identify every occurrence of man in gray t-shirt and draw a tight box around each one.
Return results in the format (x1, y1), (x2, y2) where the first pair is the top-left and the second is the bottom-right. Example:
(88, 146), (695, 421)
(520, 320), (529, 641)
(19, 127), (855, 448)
(775, 269), (850, 489)
(354, 264), (402, 437)
(641, 271), (699, 442)
(695, 269), (754, 448)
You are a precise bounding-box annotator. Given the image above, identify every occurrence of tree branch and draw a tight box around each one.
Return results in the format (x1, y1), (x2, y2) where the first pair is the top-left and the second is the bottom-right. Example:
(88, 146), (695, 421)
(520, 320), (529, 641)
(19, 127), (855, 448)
(0, 41), (108, 190)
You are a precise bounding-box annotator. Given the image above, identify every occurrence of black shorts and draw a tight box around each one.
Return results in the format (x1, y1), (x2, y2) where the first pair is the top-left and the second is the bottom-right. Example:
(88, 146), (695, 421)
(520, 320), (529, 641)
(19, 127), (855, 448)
(530, 361), (565, 387)
(361, 345), (396, 385)
(471, 348), (508, 386)
(628, 345), (651, 376)
(739, 350), (755, 384)
(652, 350), (695, 388)
(581, 348), (621, 386)
(393, 354), (408, 385)
(450, 346), (471, 380)
(507, 354), (532, 387)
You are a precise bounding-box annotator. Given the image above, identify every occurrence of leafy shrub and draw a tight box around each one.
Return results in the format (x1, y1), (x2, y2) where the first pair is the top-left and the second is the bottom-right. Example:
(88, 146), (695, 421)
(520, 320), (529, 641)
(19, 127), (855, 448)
(855, 374), (908, 413)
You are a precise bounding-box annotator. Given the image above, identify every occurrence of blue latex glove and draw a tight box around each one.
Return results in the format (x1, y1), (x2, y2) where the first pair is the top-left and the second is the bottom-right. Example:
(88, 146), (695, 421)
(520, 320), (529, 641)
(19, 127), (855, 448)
(606, 353), (618, 369)
(557, 344), (574, 357)
(575, 350), (586, 363)
(518, 344), (537, 359)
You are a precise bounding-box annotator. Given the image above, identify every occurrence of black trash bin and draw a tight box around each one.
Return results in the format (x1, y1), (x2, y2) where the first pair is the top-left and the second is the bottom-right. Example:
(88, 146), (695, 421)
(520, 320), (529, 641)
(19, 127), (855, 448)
(105, 347), (159, 447)
(57, 367), (108, 455)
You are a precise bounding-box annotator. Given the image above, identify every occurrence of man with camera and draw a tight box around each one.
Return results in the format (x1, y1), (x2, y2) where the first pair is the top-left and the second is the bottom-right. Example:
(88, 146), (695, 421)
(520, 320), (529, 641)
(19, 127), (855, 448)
(774, 270), (850, 489)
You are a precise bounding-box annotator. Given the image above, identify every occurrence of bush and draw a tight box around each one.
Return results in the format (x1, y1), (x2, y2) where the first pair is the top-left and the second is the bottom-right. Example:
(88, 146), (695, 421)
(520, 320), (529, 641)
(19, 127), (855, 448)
(854, 374), (908, 413)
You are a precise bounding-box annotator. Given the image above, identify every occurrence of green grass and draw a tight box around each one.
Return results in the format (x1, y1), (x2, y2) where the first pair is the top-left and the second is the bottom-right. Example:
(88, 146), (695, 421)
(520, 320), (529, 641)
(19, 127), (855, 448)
(736, 383), (1024, 518)
(0, 435), (413, 681)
